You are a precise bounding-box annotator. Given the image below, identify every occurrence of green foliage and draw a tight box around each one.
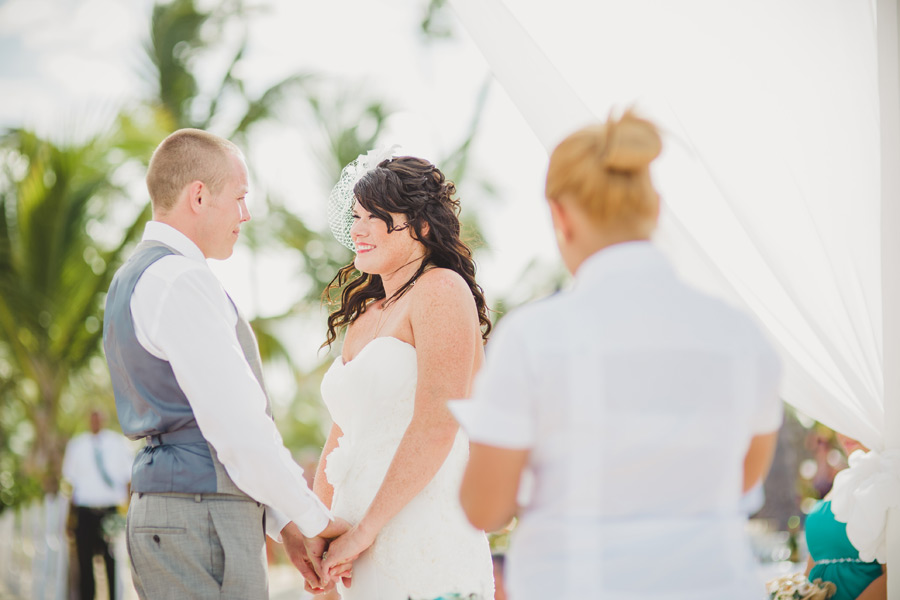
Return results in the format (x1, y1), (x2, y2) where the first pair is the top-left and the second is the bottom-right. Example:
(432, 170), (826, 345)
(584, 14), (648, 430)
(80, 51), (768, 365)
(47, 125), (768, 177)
(0, 127), (149, 507)
(145, 0), (313, 140)
(420, 0), (454, 40)
(304, 86), (393, 184)
(145, 0), (213, 128)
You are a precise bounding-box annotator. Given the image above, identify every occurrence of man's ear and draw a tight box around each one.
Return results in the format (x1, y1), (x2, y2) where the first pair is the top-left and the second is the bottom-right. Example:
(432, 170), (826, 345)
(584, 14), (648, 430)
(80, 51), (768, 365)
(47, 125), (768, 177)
(187, 180), (205, 214)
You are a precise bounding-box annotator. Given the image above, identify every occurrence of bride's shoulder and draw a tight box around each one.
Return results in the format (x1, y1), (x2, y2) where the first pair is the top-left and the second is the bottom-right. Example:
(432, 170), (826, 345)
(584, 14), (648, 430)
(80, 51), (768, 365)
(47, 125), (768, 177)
(414, 267), (469, 295)
(410, 268), (476, 314)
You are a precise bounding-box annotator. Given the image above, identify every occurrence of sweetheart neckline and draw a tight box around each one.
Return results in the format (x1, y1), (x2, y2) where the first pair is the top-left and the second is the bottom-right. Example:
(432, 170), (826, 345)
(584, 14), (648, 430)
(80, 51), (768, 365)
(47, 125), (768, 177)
(339, 336), (416, 366)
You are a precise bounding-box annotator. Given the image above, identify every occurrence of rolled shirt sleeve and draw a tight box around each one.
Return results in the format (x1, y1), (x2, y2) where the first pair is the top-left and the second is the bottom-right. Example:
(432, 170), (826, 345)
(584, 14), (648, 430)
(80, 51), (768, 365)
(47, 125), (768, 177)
(750, 336), (784, 435)
(134, 261), (332, 538)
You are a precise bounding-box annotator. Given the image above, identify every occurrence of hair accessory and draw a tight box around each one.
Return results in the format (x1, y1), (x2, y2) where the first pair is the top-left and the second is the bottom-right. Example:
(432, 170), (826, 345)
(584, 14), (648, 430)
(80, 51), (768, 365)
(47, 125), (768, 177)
(327, 145), (401, 251)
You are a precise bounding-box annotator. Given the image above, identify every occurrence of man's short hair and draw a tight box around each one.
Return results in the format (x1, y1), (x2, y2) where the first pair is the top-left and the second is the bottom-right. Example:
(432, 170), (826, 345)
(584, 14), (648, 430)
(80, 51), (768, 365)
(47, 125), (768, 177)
(146, 129), (242, 213)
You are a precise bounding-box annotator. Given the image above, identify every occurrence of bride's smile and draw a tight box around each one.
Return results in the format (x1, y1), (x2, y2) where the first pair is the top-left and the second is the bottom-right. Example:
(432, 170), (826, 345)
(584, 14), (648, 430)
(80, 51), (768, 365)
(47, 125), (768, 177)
(350, 203), (426, 291)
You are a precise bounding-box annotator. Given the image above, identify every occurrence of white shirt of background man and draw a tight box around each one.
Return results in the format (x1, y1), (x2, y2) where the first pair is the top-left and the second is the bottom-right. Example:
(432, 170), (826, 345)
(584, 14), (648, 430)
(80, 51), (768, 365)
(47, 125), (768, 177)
(63, 429), (134, 507)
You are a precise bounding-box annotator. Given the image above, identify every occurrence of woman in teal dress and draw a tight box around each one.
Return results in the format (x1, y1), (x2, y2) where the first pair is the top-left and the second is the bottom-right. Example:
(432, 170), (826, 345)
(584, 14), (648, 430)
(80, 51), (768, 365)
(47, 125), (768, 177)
(804, 434), (886, 600)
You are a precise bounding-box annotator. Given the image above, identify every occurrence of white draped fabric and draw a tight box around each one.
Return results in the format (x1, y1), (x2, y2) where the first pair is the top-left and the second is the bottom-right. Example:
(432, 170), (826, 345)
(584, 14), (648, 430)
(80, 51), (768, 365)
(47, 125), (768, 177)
(448, 0), (899, 592)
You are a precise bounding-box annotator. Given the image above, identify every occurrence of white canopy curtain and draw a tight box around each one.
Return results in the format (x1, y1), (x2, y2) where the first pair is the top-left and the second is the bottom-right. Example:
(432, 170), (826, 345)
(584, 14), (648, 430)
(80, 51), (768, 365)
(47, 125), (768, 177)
(448, 0), (899, 594)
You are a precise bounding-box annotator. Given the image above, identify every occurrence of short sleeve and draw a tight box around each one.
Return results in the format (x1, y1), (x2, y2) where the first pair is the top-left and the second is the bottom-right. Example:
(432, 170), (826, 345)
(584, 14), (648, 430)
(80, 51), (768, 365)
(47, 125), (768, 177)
(750, 335), (784, 435)
(449, 312), (538, 449)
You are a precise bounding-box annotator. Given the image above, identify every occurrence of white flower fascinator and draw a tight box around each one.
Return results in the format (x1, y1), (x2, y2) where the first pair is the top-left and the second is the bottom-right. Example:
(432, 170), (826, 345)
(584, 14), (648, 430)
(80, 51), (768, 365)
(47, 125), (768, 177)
(327, 145), (401, 250)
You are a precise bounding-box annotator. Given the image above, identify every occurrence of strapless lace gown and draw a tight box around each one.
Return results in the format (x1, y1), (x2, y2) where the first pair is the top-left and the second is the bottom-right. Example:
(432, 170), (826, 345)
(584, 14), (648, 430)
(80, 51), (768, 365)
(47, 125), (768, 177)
(321, 336), (494, 600)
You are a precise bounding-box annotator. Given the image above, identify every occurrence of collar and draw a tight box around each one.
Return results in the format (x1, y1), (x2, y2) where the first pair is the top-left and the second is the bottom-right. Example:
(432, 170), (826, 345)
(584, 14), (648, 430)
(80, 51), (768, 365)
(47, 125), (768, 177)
(573, 241), (670, 287)
(141, 221), (206, 263)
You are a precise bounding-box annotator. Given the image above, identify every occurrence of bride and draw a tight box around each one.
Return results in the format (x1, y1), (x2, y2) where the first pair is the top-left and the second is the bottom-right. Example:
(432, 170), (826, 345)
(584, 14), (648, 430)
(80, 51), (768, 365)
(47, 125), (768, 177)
(310, 151), (494, 599)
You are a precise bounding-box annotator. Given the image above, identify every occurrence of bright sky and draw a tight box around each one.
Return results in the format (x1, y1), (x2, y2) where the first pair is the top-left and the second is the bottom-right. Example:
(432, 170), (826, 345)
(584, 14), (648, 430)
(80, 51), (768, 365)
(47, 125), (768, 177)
(0, 0), (561, 328)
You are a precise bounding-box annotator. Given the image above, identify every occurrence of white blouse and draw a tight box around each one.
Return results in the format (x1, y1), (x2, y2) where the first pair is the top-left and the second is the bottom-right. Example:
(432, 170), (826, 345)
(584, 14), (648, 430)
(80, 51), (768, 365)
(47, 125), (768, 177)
(451, 241), (782, 600)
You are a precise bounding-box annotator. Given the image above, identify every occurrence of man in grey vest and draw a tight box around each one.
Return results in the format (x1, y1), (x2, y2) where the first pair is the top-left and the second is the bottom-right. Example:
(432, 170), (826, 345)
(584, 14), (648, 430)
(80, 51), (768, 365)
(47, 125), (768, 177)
(103, 129), (348, 599)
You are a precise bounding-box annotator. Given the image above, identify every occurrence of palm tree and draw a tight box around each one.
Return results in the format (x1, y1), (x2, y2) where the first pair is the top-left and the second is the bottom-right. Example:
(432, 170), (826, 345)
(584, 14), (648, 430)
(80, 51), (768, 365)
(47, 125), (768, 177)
(0, 128), (149, 498)
(0, 0), (309, 511)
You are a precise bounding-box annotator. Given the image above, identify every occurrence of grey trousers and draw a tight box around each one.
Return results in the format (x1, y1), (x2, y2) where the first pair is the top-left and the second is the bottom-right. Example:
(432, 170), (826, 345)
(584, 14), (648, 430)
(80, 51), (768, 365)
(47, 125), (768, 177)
(126, 492), (267, 599)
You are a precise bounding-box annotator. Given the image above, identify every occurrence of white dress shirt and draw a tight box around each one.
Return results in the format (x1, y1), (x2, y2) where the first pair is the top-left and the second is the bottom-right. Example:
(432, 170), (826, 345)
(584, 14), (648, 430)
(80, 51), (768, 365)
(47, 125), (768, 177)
(130, 221), (332, 539)
(451, 242), (782, 600)
(63, 429), (135, 507)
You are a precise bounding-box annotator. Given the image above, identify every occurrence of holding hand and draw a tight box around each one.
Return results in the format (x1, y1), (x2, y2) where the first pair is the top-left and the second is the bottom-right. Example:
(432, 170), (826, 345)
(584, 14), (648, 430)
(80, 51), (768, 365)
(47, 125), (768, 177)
(282, 518), (352, 593)
(282, 523), (327, 591)
(322, 522), (377, 586)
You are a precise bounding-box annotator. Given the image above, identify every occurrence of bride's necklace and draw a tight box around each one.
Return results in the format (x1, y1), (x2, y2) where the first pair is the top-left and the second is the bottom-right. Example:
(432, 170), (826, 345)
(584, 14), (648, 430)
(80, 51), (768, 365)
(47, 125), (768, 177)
(372, 257), (429, 340)
(372, 297), (398, 340)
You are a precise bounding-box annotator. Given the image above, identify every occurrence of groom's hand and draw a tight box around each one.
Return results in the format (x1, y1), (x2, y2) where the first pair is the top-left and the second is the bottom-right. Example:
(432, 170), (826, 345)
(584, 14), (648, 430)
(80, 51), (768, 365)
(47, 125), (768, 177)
(281, 522), (329, 592)
(303, 535), (333, 594)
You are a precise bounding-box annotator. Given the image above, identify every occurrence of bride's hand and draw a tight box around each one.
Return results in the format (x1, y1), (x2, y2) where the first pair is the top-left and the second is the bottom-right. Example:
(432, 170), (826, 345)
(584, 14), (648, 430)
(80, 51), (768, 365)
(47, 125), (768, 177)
(328, 561), (353, 589)
(321, 523), (377, 583)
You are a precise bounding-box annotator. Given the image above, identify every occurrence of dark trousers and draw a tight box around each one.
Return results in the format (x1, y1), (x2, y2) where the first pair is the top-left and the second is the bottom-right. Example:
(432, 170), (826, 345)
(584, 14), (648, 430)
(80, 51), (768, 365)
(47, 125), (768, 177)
(74, 506), (116, 600)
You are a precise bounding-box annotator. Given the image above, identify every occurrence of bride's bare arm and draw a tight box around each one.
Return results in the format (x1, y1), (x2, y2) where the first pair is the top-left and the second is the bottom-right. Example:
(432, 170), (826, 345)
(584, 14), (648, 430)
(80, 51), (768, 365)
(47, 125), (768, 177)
(313, 423), (343, 509)
(322, 269), (480, 573)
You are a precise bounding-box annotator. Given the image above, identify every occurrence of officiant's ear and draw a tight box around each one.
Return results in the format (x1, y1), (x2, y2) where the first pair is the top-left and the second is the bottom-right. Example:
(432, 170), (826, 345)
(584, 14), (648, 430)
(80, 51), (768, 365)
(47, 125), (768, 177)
(547, 197), (574, 243)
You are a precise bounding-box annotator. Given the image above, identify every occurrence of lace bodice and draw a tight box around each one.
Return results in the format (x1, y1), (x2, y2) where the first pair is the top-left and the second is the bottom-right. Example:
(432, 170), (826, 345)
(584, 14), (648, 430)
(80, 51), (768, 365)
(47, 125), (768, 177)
(319, 336), (493, 600)
(323, 337), (418, 450)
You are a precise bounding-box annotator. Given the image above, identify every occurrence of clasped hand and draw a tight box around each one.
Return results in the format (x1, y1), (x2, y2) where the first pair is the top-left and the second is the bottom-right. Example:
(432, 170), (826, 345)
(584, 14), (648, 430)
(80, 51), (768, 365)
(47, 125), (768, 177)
(320, 522), (377, 587)
(283, 518), (376, 594)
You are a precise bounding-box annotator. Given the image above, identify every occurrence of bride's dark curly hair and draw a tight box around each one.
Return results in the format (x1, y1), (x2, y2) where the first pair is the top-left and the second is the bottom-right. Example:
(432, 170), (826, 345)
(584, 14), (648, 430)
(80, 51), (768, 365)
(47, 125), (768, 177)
(323, 156), (492, 348)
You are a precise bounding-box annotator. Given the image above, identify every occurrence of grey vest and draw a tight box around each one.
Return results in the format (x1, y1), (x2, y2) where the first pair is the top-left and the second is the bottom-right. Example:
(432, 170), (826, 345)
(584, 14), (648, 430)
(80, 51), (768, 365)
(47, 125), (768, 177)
(103, 241), (271, 496)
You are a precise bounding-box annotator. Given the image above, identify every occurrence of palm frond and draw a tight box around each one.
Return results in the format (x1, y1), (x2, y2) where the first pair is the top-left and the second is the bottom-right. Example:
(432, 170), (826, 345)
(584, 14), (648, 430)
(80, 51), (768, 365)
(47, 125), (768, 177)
(232, 73), (315, 140)
(147, 0), (206, 126)
(250, 317), (296, 371)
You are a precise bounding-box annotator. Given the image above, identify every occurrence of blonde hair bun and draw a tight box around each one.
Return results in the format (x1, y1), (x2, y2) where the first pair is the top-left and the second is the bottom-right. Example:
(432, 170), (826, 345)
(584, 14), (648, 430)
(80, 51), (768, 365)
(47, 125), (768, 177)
(545, 109), (663, 237)
(604, 111), (662, 173)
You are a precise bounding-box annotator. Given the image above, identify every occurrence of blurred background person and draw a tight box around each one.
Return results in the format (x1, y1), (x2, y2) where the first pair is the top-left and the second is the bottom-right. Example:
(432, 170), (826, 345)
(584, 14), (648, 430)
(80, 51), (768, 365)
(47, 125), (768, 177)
(804, 433), (886, 600)
(451, 111), (783, 599)
(63, 409), (134, 600)
(807, 428), (841, 499)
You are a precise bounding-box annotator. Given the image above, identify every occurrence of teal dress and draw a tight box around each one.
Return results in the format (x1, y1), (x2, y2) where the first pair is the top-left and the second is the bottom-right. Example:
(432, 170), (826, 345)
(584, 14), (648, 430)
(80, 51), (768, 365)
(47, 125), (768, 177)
(805, 500), (883, 600)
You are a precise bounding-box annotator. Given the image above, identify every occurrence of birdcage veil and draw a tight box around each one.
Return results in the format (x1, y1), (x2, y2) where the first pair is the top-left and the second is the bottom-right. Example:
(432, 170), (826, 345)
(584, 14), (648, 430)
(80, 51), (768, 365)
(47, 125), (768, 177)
(327, 145), (401, 250)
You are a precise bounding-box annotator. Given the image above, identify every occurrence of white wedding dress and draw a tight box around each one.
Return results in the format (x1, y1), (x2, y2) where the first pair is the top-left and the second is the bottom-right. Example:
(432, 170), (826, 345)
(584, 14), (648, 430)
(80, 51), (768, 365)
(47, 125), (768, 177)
(321, 336), (494, 600)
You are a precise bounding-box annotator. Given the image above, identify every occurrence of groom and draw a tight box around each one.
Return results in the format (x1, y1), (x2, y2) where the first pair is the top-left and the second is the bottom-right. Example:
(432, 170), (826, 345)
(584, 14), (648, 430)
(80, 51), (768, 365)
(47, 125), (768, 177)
(103, 128), (347, 598)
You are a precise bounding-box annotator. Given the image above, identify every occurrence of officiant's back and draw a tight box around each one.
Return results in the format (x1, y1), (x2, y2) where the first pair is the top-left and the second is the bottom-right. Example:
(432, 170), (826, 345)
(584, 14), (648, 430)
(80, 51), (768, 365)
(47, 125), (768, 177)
(455, 110), (784, 600)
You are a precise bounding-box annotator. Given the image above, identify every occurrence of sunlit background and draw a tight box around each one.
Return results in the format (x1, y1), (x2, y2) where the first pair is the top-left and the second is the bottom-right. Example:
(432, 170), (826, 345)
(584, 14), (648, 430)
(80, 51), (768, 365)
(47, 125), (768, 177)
(0, 0), (859, 598)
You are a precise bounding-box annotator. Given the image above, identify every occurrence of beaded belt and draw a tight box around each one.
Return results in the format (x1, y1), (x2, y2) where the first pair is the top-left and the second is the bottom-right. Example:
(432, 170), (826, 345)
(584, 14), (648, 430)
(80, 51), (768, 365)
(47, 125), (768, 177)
(815, 557), (865, 565)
